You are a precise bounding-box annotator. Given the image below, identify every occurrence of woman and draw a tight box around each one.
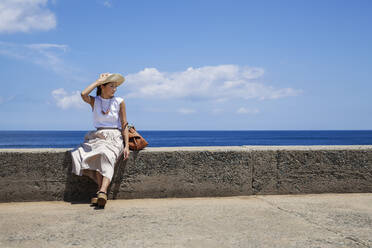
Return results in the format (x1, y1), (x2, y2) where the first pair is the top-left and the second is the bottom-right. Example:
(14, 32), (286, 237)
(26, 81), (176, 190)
(71, 72), (130, 208)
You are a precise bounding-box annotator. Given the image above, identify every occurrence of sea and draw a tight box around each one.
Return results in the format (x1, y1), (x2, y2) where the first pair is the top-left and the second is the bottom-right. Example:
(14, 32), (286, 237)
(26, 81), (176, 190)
(0, 130), (372, 148)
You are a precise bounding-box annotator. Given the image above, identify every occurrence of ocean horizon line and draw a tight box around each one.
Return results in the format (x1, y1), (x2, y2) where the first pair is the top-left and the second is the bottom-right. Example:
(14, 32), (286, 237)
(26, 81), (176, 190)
(1, 130), (372, 148)
(1, 129), (372, 132)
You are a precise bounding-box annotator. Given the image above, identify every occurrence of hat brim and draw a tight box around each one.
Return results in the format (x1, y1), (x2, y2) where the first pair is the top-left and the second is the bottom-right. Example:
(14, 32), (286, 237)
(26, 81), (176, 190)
(98, 73), (125, 87)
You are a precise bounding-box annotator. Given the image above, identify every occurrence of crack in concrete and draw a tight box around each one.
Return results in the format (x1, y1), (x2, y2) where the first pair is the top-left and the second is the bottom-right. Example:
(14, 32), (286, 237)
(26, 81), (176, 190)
(255, 196), (370, 248)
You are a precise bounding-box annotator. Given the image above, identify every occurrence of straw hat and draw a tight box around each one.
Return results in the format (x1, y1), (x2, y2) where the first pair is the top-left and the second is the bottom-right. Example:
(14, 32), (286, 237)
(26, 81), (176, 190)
(98, 73), (125, 87)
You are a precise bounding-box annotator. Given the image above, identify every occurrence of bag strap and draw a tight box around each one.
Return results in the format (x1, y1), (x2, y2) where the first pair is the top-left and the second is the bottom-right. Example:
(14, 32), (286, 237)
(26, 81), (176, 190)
(122, 122), (128, 130)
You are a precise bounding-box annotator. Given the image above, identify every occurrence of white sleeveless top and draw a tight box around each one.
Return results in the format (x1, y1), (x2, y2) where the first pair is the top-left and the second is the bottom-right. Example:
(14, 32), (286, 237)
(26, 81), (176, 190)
(93, 95), (124, 129)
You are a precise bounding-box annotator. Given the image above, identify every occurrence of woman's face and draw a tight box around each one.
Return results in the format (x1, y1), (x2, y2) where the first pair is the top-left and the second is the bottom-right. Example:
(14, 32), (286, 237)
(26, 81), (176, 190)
(101, 82), (117, 98)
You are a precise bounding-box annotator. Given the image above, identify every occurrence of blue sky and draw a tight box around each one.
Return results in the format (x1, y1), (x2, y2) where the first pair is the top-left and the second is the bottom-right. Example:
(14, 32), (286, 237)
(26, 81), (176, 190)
(0, 0), (371, 130)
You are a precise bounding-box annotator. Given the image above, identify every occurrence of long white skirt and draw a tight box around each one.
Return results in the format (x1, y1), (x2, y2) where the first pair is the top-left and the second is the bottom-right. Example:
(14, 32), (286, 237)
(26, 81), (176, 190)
(71, 129), (124, 182)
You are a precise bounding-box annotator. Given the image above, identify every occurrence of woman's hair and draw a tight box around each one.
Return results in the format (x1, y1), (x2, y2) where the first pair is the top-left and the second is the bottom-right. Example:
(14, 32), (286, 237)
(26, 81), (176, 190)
(96, 82), (109, 96)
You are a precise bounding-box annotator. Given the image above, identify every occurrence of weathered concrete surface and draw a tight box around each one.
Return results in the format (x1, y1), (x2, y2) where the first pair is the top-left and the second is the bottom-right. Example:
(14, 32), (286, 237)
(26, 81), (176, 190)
(0, 193), (371, 248)
(0, 146), (372, 203)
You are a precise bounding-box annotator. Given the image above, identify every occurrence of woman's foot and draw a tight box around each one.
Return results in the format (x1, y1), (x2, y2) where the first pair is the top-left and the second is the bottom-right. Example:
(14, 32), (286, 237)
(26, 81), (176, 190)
(97, 191), (108, 208)
(90, 191), (100, 206)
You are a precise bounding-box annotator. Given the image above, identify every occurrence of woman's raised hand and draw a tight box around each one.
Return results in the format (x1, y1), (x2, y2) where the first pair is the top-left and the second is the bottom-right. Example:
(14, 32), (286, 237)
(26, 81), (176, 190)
(100, 72), (112, 78)
(96, 72), (112, 84)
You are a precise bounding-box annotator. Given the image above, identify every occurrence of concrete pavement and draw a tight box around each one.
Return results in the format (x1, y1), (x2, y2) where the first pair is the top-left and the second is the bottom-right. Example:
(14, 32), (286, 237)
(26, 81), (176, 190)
(1, 193), (372, 248)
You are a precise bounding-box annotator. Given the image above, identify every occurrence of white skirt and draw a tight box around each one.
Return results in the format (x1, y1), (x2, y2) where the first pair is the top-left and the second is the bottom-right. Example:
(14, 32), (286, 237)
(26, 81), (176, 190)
(71, 129), (124, 182)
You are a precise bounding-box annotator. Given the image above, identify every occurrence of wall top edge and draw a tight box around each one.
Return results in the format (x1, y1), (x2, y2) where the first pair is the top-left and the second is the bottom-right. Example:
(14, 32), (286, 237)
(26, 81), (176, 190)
(1, 145), (372, 153)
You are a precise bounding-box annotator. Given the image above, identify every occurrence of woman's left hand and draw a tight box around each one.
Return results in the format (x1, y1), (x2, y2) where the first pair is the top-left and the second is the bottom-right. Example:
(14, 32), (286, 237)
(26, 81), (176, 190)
(123, 146), (130, 160)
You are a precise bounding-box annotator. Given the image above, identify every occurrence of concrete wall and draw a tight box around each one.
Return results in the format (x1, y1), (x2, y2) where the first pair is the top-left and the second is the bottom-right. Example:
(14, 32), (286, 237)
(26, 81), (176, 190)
(1, 146), (372, 203)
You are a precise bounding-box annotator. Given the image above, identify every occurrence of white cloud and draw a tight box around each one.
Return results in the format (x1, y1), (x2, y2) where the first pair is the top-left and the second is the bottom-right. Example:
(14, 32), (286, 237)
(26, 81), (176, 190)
(24, 43), (69, 72)
(237, 107), (259, 114)
(124, 65), (302, 101)
(0, 0), (56, 33)
(52, 88), (84, 109)
(0, 95), (16, 104)
(26, 43), (68, 51)
(0, 41), (86, 82)
(102, 0), (112, 7)
(178, 108), (196, 114)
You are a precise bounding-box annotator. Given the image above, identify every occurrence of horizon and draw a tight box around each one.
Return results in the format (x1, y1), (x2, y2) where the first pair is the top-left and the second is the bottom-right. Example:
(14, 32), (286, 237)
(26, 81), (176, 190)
(1, 129), (372, 132)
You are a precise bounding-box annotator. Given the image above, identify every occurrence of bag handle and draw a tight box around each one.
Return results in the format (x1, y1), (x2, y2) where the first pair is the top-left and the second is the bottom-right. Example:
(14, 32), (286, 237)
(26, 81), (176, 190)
(122, 122), (128, 130)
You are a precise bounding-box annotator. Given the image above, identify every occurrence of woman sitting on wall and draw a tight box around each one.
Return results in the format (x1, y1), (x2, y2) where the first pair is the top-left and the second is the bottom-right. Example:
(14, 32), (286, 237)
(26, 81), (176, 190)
(70, 72), (130, 208)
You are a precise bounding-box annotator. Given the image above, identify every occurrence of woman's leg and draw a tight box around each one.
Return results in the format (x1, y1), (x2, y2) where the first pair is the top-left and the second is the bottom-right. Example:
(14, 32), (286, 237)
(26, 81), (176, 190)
(95, 171), (103, 191)
(95, 171), (110, 193)
(99, 176), (111, 193)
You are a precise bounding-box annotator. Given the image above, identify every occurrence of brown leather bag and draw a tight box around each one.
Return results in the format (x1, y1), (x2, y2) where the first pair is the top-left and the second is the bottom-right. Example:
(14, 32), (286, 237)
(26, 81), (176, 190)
(128, 125), (148, 151)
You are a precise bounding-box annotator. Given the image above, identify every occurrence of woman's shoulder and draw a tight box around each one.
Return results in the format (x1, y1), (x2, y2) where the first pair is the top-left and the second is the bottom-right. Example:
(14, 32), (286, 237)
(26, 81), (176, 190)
(114, 96), (124, 104)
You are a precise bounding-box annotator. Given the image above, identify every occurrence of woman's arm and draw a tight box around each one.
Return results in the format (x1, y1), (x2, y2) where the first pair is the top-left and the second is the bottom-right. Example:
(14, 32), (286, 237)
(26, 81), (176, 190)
(80, 81), (98, 109)
(81, 73), (111, 109)
(119, 100), (130, 160)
